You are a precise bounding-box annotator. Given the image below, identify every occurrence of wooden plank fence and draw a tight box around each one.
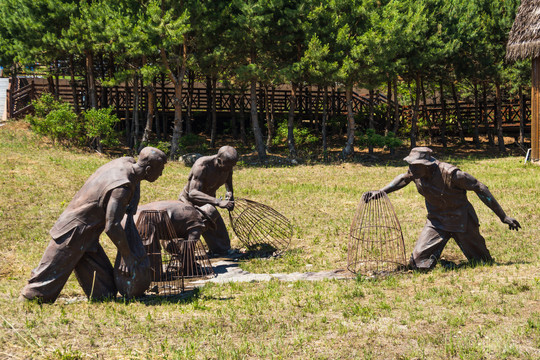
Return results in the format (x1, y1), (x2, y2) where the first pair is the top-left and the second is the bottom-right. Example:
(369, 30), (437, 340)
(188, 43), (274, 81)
(7, 77), (531, 137)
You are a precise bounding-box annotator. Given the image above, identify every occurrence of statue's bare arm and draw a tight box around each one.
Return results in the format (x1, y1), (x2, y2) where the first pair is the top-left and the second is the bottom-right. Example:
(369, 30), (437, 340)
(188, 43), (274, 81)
(105, 187), (138, 275)
(187, 166), (234, 210)
(453, 171), (521, 230)
(363, 172), (413, 202)
(224, 171), (234, 200)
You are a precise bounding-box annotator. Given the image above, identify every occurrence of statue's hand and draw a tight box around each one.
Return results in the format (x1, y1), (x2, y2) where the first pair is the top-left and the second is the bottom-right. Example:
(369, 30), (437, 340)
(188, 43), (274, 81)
(225, 192), (235, 210)
(119, 253), (137, 276)
(362, 190), (385, 203)
(502, 216), (521, 231)
(218, 199), (235, 211)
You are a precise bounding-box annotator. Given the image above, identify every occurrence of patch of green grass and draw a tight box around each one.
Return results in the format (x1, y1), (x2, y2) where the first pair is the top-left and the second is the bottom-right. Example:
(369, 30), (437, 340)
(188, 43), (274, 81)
(0, 122), (539, 359)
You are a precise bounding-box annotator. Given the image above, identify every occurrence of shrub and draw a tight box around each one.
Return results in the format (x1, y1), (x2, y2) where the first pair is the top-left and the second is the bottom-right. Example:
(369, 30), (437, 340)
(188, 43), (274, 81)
(27, 94), (83, 146)
(31, 93), (62, 118)
(272, 121), (318, 147)
(83, 107), (121, 148)
(355, 129), (403, 154)
(46, 105), (84, 145)
(178, 133), (208, 153)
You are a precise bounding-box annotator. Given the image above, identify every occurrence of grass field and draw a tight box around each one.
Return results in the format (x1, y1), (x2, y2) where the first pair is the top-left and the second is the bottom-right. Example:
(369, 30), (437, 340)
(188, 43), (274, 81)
(0, 121), (538, 359)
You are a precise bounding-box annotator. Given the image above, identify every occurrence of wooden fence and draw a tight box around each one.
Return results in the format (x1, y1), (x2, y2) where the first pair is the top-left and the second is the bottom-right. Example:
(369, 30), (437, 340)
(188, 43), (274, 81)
(7, 77), (531, 137)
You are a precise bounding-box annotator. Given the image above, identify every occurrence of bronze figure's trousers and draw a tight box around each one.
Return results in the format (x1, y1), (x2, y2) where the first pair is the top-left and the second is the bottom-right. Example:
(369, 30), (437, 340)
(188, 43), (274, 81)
(410, 215), (492, 269)
(21, 226), (116, 303)
(202, 214), (231, 254)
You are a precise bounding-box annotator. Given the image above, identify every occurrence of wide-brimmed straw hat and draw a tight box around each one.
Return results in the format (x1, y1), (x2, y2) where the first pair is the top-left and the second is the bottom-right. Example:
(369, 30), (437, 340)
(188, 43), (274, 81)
(403, 147), (437, 165)
(195, 204), (219, 231)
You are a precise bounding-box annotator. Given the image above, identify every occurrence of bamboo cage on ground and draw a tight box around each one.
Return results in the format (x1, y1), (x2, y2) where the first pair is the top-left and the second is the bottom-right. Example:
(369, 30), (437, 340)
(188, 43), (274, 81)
(228, 198), (293, 252)
(136, 210), (215, 295)
(347, 192), (407, 275)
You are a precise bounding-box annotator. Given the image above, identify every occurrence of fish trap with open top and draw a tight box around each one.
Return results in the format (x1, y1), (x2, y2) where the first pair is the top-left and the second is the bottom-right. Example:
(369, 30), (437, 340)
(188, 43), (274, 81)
(347, 192), (407, 276)
(228, 198), (293, 252)
(136, 210), (184, 295)
(163, 238), (214, 279)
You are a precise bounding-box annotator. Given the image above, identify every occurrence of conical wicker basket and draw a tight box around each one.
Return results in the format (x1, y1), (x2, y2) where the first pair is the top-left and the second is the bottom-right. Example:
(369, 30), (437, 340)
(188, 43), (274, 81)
(347, 192), (407, 275)
(228, 198), (292, 252)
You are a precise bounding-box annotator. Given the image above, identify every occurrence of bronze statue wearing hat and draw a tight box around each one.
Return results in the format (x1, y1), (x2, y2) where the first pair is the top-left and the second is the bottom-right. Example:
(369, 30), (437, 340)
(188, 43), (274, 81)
(20, 147), (167, 303)
(364, 147), (521, 269)
(178, 146), (238, 255)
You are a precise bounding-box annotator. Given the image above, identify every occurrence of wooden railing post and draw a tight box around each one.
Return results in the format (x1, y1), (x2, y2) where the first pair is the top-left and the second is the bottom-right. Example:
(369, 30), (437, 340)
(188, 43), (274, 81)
(7, 78), (13, 119)
(532, 56), (540, 162)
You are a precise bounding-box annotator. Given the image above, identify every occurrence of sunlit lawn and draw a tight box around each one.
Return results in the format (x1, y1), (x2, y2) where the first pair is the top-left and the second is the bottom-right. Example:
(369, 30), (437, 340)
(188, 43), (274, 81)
(0, 121), (538, 359)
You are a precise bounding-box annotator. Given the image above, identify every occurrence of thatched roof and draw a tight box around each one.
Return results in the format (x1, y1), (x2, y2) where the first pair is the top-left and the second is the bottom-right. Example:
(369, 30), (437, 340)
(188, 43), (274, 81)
(507, 0), (540, 61)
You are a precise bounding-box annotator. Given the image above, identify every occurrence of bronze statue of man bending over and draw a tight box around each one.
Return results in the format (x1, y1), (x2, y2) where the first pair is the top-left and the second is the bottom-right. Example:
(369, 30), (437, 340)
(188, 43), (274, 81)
(364, 147), (520, 270)
(20, 147), (167, 303)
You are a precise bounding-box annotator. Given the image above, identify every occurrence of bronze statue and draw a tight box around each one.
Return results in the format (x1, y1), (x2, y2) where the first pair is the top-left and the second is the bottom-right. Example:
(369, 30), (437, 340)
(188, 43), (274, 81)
(364, 147), (520, 270)
(179, 145), (238, 255)
(20, 147), (167, 303)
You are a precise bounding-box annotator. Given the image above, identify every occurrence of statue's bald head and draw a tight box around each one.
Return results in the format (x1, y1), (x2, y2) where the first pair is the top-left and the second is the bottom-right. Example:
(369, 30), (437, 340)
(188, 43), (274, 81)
(216, 146), (238, 169)
(138, 147), (167, 167)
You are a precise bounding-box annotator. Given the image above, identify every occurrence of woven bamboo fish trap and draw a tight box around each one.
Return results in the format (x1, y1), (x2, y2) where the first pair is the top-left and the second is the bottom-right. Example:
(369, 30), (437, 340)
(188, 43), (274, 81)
(228, 198), (293, 252)
(136, 210), (214, 295)
(163, 238), (215, 279)
(347, 192), (407, 275)
(136, 210), (183, 294)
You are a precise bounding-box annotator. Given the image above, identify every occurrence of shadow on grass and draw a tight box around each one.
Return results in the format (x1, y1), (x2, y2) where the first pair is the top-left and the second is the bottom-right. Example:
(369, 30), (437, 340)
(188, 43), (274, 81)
(236, 140), (526, 169)
(437, 258), (531, 272)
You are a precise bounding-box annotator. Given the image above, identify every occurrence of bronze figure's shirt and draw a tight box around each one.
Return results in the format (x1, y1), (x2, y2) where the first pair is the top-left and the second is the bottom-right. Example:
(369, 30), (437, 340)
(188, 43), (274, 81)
(412, 161), (479, 233)
(50, 157), (137, 239)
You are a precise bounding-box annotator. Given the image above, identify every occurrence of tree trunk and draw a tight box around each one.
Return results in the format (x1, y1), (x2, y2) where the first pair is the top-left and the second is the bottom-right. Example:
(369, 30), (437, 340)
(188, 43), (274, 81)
(125, 83), (132, 146)
(392, 77), (400, 134)
(314, 86), (320, 130)
(141, 82), (156, 148)
(69, 55), (80, 114)
(483, 82), (494, 146)
(473, 81), (480, 147)
(368, 88), (375, 154)
(410, 75), (420, 148)
(342, 86), (356, 158)
(250, 80), (266, 162)
(54, 61), (60, 98)
(170, 78), (184, 159)
(205, 76), (212, 133)
(265, 86), (274, 148)
(186, 71), (195, 135)
(450, 82), (465, 143)
(230, 89), (237, 138)
(210, 76), (217, 148)
(287, 83), (298, 158)
(85, 49), (97, 109)
(519, 86), (525, 147)
(161, 74), (167, 140)
(440, 81), (447, 148)
(385, 78), (392, 135)
(240, 87), (247, 145)
(47, 74), (55, 96)
(421, 77), (434, 144)
(495, 82), (505, 153)
(322, 85), (328, 162)
(131, 75), (140, 150)
(99, 54), (107, 108)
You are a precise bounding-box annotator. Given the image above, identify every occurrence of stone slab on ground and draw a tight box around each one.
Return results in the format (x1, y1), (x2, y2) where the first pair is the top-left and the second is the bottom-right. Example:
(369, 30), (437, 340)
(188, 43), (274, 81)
(190, 258), (354, 286)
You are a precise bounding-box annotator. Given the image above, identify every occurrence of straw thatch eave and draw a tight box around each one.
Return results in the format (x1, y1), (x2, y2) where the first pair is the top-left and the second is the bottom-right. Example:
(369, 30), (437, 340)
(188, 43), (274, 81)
(507, 0), (540, 61)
